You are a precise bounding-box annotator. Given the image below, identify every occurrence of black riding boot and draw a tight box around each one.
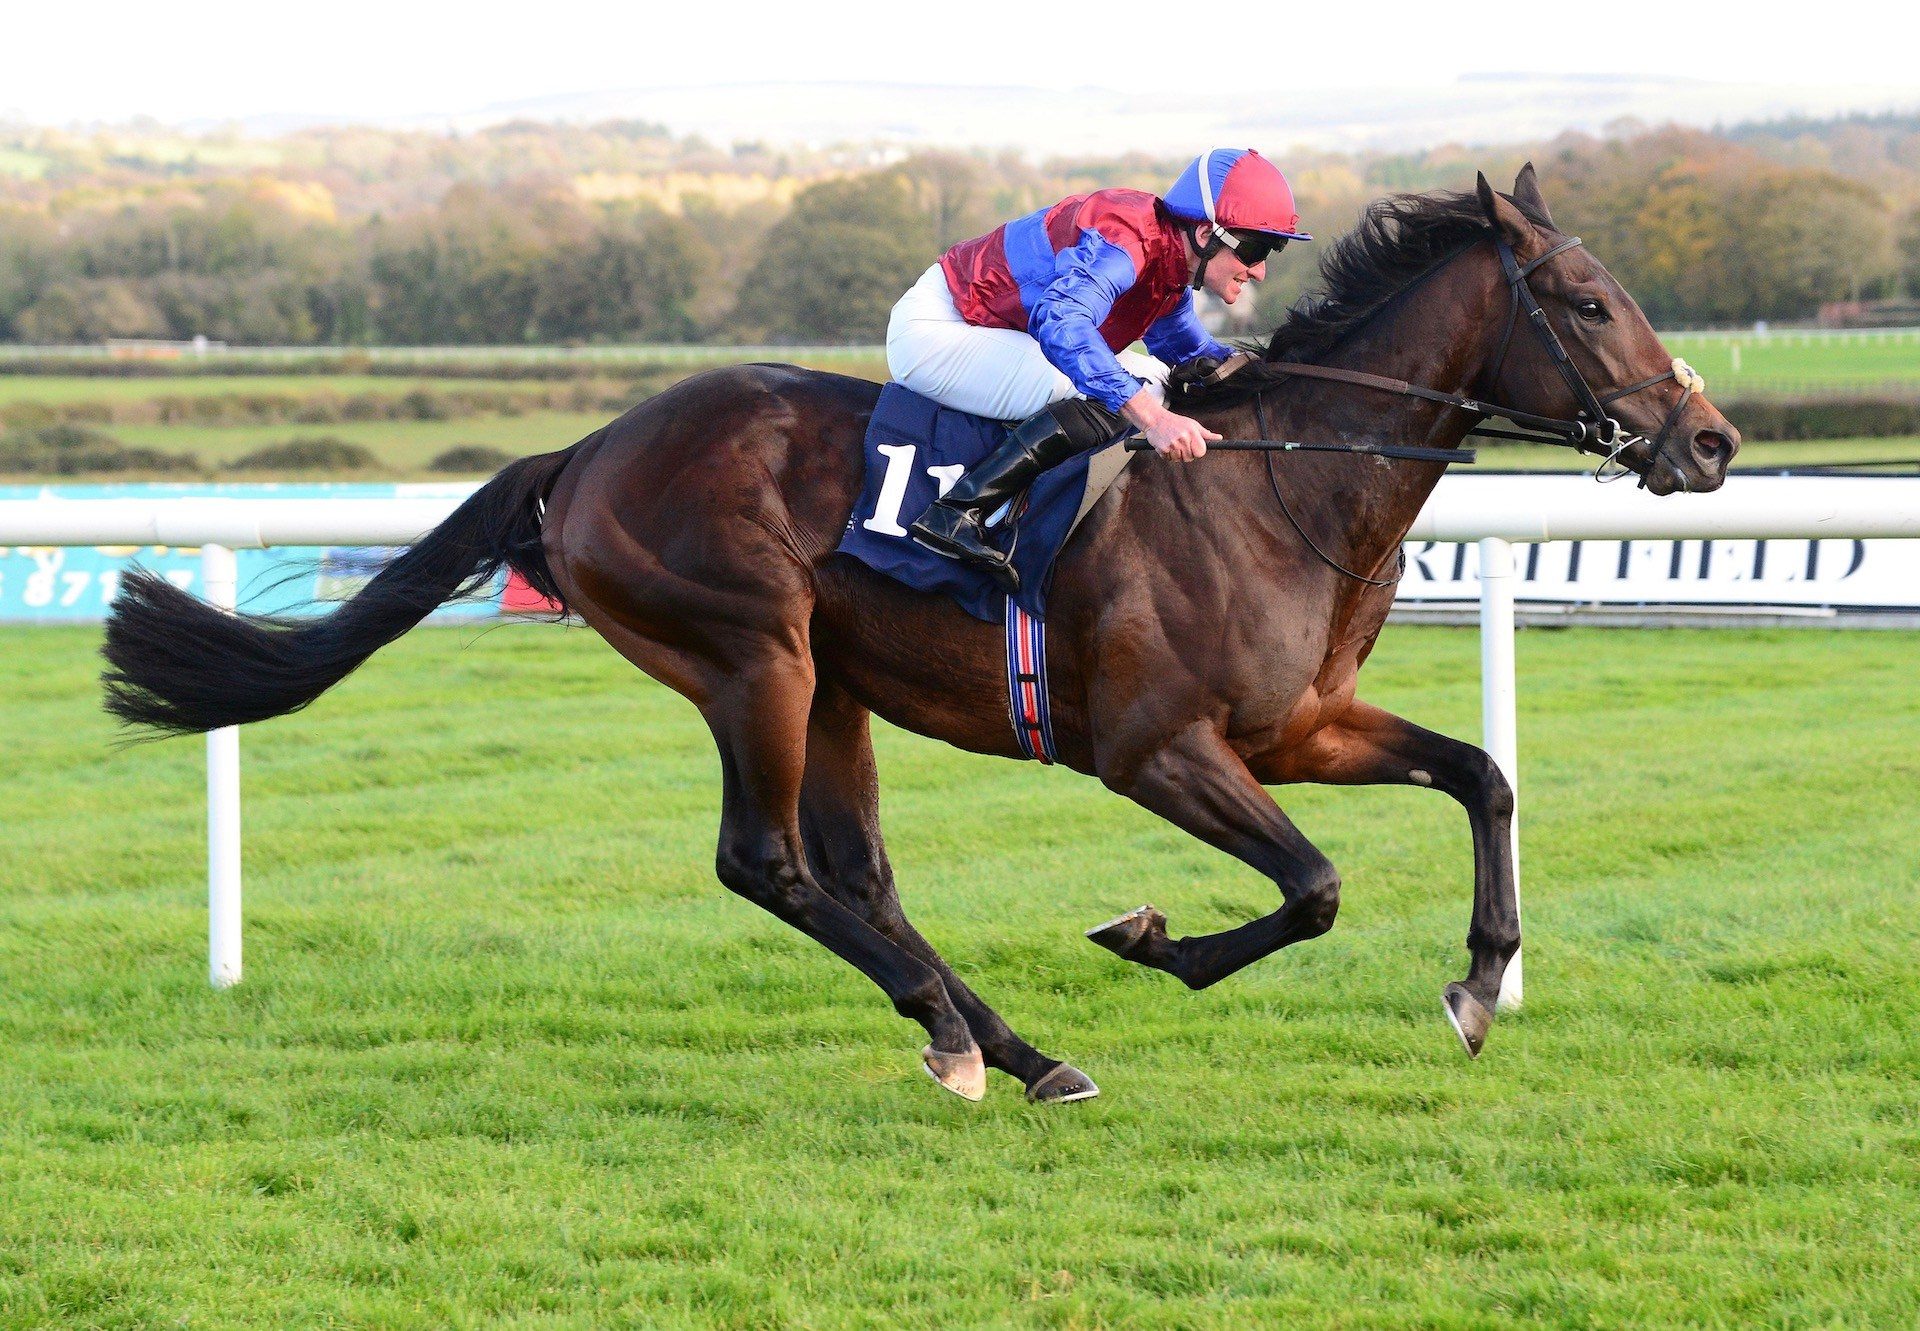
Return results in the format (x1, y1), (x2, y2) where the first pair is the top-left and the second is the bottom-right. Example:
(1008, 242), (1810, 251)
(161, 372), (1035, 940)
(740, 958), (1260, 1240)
(908, 399), (1122, 593)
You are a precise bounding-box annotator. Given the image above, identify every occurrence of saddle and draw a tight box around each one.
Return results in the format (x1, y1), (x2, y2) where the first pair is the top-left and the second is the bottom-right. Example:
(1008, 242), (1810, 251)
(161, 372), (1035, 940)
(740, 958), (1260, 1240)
(836, 384), (1134, 624)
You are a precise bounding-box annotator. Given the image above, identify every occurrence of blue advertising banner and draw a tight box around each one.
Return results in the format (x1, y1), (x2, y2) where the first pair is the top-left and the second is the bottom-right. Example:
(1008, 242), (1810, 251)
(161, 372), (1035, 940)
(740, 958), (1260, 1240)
(0, 483), (498, 623)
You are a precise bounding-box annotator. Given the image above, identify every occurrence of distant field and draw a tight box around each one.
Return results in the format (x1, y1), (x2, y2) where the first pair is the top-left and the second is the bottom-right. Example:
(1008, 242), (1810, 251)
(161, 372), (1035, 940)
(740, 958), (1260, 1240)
(107, 411), (620, 474)
(0, 366), (790, 480)
(0, 353), (892, 396)
(1663, 331), (1920, 391)
(0, 374), (537, 406)
(2, 342), (1914, 482)
(1476, 435), (1920, 473)
(3, 624), (1916, 1328)
(2, 334), (1913, 392)
(4, 425), (1912, 485)
(26, 431), (1908, 483)
(6, 334), (1913, 393)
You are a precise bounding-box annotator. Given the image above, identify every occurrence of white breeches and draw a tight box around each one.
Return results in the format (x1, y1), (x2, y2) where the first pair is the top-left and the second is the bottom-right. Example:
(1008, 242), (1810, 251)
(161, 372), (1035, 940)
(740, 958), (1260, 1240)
(885, 264), (1168, 421)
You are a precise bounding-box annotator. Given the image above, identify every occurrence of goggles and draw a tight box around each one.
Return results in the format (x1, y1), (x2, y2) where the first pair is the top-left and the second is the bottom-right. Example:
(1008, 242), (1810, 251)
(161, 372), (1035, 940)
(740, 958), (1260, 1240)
(1217, 228), (1287, 266)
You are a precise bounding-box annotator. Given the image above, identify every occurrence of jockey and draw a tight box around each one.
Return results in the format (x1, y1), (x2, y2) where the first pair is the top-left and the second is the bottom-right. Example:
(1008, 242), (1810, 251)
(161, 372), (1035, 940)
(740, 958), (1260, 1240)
(888, 147), (1311, 591)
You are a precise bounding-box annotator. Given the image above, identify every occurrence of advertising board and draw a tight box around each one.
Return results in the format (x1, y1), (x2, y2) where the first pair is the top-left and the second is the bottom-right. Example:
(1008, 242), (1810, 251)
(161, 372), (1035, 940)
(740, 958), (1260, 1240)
(1399, 534), (1914, 611)
(0, 483), (496, 622)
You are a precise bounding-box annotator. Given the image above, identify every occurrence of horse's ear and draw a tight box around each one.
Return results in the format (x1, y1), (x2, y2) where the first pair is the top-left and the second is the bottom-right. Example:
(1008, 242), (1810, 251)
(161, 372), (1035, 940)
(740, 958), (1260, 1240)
(1475, 170), (1535, 248)
(1512, 162), (1555, 229)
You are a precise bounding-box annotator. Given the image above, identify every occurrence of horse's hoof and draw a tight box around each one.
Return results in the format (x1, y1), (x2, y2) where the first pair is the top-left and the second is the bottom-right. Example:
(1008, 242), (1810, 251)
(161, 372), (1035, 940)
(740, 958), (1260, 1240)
(921, 1045), (987, 1102)
(1442, 982), (1494, 1059)
(1026, 1062), (1100, 1105)
(1086, 905), (1165, 960)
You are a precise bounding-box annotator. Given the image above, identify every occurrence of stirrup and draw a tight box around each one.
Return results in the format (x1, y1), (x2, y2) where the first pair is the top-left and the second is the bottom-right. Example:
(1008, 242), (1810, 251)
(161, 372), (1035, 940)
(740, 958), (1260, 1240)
(909, 511), (1021, 594)
(903, 402), (1091, 594)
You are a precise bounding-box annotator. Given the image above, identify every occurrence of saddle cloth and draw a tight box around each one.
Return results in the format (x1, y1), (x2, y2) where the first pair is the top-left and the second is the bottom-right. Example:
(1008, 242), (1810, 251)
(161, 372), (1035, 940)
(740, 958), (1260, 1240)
(835, 383), (1133, 624)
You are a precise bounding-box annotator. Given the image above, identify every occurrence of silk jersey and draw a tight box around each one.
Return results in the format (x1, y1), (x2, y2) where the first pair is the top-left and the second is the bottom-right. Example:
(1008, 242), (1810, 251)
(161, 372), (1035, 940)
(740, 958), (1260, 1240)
(938, 188), (1232, 412)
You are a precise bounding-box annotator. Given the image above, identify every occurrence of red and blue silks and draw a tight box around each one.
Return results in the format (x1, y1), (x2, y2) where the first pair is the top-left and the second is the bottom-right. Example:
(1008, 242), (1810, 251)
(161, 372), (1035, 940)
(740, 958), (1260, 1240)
(938, 189), (1231, 412)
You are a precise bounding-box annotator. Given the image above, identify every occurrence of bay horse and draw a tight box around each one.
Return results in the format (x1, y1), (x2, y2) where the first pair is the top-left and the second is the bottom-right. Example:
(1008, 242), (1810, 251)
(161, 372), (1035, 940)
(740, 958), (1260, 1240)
(102, 168), (1737, 1104)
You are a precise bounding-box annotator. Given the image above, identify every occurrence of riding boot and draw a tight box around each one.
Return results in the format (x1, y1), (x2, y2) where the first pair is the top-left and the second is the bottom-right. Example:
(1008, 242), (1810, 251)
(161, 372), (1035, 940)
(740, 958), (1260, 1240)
(909, 399), (1123, 594)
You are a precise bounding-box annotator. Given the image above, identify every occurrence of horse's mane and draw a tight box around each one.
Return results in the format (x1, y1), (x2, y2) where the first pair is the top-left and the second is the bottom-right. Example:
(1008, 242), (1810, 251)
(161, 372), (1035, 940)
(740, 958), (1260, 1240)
(1168, 186), (1551, 411)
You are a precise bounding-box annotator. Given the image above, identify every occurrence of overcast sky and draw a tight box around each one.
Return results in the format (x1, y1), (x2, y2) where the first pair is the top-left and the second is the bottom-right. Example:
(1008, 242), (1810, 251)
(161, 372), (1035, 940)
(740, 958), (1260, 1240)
(9, 0), (1915, 129)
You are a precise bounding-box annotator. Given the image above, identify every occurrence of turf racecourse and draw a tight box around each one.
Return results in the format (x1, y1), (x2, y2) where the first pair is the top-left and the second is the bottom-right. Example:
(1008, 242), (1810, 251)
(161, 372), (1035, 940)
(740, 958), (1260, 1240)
(3, 624), (1916, 1329)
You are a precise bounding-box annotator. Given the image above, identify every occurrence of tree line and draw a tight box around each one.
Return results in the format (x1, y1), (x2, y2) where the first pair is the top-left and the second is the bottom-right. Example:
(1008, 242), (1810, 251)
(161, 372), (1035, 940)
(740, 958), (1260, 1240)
(1, 121), (1916, 346)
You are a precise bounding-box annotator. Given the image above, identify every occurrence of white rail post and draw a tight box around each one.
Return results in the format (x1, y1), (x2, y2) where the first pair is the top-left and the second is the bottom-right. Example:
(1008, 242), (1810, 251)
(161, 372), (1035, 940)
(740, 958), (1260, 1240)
(1478, 536), (1523, 1010)
(201, 542), (243, 989)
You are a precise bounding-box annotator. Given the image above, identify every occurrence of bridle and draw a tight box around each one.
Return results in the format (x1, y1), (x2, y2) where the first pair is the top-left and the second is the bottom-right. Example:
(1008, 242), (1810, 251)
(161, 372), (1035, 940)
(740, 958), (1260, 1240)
(1486, 235), (1705, 487)
(1168, 229), (1711, 584)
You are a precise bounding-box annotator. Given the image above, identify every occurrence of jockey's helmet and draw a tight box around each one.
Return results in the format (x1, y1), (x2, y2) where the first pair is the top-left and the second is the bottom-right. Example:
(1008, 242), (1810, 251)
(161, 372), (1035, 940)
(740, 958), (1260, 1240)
(1165, 148), (1311, 287)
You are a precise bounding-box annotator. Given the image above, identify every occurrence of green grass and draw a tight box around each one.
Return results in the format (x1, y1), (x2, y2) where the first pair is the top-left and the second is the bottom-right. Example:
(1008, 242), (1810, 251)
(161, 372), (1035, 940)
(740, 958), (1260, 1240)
(1479, 434), (1920, 472)
(29, 418), (1920, 487)
(3, 623), (1917, 1328)
(1665, 331), (1920, 390)
(6, 426), (1912, 486)
(0, 355), (891, 407)
(108, 411), (619, 474)
(0, 374), (540, 406)
(5, 345), (1916, 483)
(0, 361), (888, 481)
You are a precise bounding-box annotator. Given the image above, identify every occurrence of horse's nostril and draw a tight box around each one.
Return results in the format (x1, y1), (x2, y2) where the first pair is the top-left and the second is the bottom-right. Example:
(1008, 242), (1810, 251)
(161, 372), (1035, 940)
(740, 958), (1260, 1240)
(1693, 430), (1735, 467)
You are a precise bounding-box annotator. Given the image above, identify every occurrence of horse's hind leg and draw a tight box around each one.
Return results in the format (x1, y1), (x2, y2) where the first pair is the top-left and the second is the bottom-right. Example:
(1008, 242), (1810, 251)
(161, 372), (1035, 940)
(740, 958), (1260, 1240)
(1277, 700), (1520, 1058)
(1088, 721), (1344, 992)
(799, 681), (1098, 1104)
(706, 650), (988, 1100)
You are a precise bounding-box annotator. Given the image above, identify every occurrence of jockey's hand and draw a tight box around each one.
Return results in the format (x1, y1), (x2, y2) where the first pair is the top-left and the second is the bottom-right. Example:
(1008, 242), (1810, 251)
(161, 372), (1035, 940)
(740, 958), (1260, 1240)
(1141, 410), (1220, 462)
(1124, 389), (1220, 462)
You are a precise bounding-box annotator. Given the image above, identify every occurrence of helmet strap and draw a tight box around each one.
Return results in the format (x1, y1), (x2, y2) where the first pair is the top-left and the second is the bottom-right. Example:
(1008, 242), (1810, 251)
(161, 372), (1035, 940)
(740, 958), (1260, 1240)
(1184, 220), (1229, 291)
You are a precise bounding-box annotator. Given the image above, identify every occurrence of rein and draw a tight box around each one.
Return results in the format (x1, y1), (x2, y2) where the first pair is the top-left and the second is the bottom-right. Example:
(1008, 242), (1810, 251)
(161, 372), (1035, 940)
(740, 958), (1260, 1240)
(1146, 230), (1709, 583)
(1252, 392), (1404, 586)
(1122, 438), (1466, 464)
(1224, 234), (1704, 477)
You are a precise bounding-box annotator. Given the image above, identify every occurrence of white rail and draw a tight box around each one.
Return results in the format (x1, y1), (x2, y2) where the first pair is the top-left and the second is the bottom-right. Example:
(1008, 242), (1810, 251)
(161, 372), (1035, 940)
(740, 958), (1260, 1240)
(0, 501), (462, 990)
(4, 475), (1917, 997)
(1408, 475), (1920, 543)
(0, 498), (463, 549)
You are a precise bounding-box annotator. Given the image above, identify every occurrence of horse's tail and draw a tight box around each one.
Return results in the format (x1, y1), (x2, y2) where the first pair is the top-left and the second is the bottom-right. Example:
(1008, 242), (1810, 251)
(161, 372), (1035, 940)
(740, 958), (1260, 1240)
(103, 444), (578, 738)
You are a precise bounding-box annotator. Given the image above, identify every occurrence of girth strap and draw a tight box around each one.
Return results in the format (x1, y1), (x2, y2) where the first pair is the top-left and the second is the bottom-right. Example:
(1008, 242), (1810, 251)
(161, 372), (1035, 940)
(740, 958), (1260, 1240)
(1003, 600), (1055, 763)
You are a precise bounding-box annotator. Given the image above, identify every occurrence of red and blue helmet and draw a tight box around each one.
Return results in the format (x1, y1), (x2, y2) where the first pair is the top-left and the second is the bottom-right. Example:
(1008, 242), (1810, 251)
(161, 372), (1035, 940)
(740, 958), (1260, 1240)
(1165, 148), (1312, 248)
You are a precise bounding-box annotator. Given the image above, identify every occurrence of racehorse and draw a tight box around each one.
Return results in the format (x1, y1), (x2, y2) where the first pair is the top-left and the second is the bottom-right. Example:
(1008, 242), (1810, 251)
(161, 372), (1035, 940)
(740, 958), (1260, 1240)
(102, 168), (1737, 1105)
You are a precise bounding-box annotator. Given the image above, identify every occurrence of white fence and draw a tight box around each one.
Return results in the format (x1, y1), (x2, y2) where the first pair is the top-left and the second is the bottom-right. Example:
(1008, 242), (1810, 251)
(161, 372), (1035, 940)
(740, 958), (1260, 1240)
(3, 475), (1918, 1001)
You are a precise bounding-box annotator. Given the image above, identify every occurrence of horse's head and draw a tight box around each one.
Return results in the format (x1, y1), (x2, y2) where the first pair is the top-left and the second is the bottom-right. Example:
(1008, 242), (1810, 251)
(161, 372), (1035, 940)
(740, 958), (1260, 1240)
(1476, 166), (1739, 495)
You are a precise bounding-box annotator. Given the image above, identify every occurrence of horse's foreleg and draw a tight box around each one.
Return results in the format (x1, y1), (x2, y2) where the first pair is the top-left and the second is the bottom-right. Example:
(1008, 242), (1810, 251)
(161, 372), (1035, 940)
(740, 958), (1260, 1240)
(705, 653), (987, 1100)
(798, 682), (1097, 1103)
(1090, 722), (1342, 991)
(1274, 699), (1520, 1057)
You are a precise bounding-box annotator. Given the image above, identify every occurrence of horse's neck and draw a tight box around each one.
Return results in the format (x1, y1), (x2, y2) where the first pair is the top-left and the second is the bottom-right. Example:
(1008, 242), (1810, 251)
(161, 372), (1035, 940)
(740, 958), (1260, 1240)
(1218, 256), (1502, 580)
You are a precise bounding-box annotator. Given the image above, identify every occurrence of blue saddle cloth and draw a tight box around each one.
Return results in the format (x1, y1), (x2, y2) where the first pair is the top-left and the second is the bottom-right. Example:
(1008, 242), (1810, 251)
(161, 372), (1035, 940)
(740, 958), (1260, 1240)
(836, 384), (1121, 624)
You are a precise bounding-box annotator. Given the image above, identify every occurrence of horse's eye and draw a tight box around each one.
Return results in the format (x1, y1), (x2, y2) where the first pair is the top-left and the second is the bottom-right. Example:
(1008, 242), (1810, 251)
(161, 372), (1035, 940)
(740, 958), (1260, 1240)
(1576, 298), (1607, 321)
